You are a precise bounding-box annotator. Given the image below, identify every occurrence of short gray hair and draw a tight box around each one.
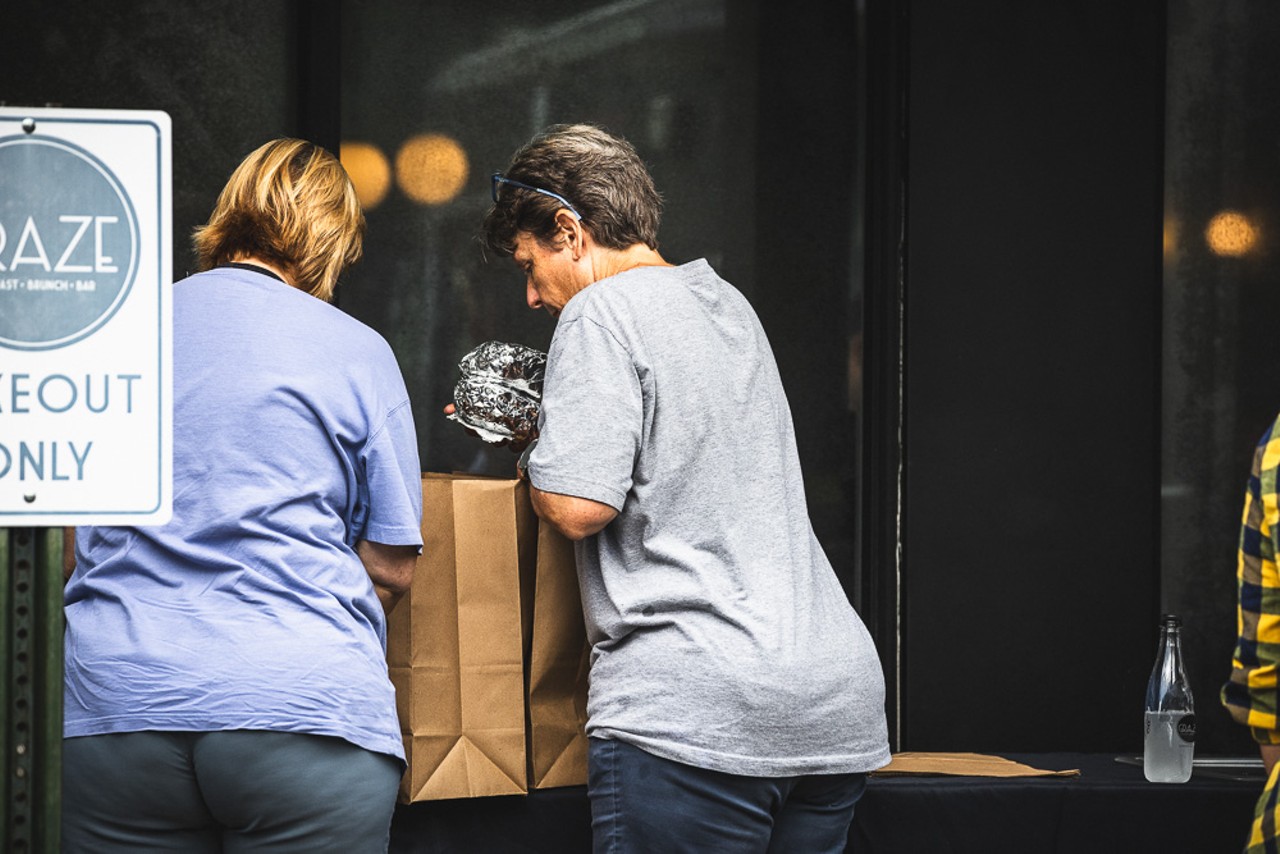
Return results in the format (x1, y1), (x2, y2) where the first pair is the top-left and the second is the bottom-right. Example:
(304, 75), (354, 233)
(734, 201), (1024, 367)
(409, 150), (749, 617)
(482, 124), (662, 256)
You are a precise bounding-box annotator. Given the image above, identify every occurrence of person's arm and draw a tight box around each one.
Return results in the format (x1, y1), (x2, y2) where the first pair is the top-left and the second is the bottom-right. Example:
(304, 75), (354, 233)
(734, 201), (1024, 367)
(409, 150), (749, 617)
(62, 526), (76, 581)
(1262, 744), (1280, 776)
(1224, 419), (1280, 766)
(356, 540), (418, 613)
(528, 484), (617, 541)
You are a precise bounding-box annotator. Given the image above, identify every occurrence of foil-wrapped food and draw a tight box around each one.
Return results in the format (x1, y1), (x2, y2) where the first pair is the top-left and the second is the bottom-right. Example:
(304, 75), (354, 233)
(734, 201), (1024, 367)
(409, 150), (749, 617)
(447, 340), (547, 443)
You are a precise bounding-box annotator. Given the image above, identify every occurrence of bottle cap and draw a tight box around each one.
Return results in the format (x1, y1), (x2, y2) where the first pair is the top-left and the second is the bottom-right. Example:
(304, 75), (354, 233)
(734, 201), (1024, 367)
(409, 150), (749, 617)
(1161, 613), (1181, 627)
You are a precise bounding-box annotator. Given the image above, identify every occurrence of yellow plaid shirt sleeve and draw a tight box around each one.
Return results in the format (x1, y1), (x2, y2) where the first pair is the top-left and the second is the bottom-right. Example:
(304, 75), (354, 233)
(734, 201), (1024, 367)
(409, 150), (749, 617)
(1223, 415), (1280, 740)
(1222, 414), (1280, 852)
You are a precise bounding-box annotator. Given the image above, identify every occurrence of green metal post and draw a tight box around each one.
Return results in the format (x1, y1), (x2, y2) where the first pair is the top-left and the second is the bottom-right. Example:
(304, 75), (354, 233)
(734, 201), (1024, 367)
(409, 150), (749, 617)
(3, 527), (63, 853)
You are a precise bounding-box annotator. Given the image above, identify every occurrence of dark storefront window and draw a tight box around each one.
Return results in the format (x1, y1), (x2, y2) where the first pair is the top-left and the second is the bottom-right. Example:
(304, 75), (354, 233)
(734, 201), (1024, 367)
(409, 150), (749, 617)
(336, 1), (869, 609)
(1163, 1), (1280, 754)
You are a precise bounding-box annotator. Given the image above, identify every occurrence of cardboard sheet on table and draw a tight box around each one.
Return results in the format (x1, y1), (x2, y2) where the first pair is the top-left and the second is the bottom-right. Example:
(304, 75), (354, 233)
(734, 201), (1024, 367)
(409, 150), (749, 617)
(872, 752), (1080, 778)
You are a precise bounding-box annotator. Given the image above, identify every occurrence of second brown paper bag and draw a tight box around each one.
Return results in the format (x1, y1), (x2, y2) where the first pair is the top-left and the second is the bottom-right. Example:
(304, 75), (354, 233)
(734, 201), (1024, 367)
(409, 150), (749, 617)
(526, 521), (590, 789)
(388, 473), (588, 803)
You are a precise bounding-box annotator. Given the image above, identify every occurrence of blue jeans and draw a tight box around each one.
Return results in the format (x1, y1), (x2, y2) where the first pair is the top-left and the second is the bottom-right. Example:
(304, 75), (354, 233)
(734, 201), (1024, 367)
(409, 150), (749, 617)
(62, 730), (403, 853)
(588, 737), (867, 854)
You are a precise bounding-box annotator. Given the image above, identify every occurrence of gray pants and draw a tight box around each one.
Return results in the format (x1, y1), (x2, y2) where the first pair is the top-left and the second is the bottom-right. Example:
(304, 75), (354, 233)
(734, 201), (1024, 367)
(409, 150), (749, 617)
(62, 730), (402, 853)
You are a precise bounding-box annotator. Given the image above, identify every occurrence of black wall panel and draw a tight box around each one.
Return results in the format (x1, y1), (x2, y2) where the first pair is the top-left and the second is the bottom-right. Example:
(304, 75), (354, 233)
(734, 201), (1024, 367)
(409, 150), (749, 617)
(900, 1), (1166, 751)
(751, 2), (863, 603)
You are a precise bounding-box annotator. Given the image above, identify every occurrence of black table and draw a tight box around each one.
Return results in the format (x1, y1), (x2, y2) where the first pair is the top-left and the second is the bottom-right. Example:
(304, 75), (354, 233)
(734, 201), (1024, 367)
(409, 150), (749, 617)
(851, 753), (1261, 853)
(389, 753), (1263, 853)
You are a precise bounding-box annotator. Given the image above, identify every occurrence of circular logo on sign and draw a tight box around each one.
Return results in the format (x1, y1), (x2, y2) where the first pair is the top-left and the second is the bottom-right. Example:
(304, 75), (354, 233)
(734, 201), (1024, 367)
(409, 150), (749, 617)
(0, 135), (140, 350)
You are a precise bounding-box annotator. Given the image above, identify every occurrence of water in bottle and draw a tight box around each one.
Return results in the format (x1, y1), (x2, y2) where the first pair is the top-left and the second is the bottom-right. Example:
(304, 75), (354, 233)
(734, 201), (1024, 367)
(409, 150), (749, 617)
(1143, 710), (1194, 782)
(1143, 614), (1195, 783)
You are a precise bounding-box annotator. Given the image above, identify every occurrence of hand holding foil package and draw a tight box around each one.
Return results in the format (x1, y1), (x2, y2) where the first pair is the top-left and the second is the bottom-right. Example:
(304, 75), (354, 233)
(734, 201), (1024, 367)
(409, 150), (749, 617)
(448, 341), (547, 443)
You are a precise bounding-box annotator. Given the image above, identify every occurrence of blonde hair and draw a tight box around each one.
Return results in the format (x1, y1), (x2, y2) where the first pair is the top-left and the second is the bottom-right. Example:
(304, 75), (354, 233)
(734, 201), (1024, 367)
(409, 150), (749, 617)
(192, 139), (364, 301)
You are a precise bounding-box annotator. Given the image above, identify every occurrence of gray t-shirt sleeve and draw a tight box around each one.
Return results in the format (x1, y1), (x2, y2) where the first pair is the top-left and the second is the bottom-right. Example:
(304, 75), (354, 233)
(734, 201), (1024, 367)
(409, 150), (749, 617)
(527, 315), (642, 512)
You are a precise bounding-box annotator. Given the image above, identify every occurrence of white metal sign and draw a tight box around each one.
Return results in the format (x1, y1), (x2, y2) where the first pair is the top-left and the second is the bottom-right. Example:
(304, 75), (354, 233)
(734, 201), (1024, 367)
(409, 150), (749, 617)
(0, 107), (172, 525)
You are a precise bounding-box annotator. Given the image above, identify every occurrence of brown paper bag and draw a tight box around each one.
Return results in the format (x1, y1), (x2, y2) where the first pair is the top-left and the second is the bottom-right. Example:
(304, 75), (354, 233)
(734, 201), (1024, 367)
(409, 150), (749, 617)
(388, 473), (537, 802)
(525, 523), (591, 789)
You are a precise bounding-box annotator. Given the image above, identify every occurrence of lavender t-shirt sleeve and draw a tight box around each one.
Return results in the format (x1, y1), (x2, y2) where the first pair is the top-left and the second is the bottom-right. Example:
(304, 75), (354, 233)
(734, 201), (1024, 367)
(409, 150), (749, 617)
(360, 397), (423, 547)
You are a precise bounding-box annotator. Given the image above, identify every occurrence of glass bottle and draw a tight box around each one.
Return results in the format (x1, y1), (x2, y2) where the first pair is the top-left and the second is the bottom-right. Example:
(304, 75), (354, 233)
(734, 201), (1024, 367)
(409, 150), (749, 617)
(1143, 614), (1195, 783)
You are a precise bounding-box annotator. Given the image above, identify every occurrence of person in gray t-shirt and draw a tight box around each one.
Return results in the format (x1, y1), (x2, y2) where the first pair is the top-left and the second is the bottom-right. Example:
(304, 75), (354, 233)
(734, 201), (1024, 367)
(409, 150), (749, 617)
(479, 124), (890, 853)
